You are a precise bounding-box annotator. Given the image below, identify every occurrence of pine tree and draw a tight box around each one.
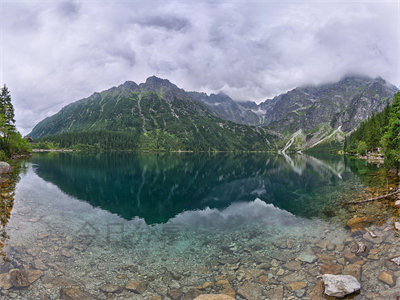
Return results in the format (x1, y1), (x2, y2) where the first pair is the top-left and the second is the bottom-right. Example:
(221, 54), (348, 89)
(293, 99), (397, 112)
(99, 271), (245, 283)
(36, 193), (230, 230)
(0, 85), (15, 133)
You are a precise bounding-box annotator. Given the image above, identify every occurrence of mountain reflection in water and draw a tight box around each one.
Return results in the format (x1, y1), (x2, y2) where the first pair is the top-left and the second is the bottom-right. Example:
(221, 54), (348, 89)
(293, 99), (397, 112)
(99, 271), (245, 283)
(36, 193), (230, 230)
(30, 152), (377, 224)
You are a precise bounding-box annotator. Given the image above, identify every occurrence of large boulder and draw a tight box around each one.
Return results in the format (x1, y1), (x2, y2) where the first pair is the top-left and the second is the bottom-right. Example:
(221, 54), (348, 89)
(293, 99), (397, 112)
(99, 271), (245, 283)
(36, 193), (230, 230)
(322, 274), (360, 298)
(0, 162), (11, 174)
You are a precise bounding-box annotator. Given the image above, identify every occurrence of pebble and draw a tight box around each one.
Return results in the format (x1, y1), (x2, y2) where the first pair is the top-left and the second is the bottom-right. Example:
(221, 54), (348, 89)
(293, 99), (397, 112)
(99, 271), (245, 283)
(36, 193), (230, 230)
(194, 295), (235, 300)
(378, 271), (394, 286)
(295, 289), (305, 298)
(298, 253), (317, 264)
(99, 284), (121, 293)
(125, 280), (147, 294)
(394, 222), (400, 231)
(390, 256), (400, 266)
(286, 281), (306, 291)
(60, 287), (91, 300)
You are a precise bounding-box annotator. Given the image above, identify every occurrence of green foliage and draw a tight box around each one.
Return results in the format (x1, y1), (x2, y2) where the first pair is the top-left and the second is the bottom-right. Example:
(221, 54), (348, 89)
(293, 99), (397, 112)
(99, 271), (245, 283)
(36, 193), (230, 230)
(7, 132), (32, 154)
(0, 151), (7, 161)
(345, 92), (400, 168)
(30, 86), (277, 152)
(356, 141), (367, 155)
(0, 85), (30, 159)
(34, 141), (58, 150)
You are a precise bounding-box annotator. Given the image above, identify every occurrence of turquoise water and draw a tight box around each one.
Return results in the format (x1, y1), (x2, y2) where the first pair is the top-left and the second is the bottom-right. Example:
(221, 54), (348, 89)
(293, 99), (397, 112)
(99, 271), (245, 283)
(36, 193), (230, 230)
(1, 152), (397, 299)
(30, 152), (366, 224)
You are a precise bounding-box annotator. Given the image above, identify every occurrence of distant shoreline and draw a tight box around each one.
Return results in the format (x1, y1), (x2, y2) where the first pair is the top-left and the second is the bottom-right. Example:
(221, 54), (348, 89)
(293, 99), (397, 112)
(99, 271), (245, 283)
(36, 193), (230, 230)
(32, 149), (75, 153)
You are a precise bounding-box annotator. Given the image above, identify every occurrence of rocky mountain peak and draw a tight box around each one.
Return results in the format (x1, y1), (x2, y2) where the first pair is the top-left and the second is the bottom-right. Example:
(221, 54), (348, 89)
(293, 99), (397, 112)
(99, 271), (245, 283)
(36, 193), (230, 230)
(140, 76), (178, 92)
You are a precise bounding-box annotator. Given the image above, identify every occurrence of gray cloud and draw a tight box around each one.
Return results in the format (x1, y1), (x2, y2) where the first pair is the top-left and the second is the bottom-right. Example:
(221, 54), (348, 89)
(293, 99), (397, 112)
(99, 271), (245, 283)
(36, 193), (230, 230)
(1, 0), (399, 135)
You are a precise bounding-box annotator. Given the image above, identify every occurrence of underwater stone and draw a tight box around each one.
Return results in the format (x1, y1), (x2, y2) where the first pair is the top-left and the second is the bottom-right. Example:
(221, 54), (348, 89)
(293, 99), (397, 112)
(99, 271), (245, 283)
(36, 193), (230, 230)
(298, 252), (317, 264)
(194, 295), (235, 300)
(346, 216), (371, 229)
(0, 273), (12, 290)
(60, 287), (92, 300)
(390, 256), (400, 266)
(9, 269), (29, 288)
(125, 280), (147, 294)
(394, 222), (400, 231)
(378, 271), (394, 286)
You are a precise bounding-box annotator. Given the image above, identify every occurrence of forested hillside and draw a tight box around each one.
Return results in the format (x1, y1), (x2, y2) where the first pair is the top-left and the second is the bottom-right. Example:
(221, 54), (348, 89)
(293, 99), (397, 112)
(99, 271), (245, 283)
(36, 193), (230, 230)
(30, 77), (277, 151)
(345, 92), (400, 167)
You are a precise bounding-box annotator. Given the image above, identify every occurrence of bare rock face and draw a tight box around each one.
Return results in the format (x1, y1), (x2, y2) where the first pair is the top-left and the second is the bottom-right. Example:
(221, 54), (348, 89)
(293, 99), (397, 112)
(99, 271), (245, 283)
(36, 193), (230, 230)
(0, 162), (11, 174)
(322, 274), (361, 298)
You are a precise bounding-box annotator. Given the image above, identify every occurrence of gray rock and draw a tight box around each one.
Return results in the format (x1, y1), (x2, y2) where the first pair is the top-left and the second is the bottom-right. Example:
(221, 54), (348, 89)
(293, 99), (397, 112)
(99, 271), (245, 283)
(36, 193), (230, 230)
(390, 256), (400, 266)
(322, 274), (361, 298)
(395, 222), (400, 231)
(295, 289), (306, 298)
(0, 162), (11, 174)
(298, 252), (317, 264)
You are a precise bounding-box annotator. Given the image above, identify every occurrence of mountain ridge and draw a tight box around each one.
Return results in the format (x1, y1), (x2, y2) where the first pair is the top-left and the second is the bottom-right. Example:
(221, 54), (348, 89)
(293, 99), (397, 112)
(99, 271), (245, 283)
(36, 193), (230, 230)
(29, 75), (397, 152)
(29, 77), (277, 151)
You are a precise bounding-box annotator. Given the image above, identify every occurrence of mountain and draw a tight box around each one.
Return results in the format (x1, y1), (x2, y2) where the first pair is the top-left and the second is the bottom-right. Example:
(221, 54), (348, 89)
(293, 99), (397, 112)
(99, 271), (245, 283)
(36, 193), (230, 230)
(29, 76), (276, 151)
(188, 92), (265, 126)
(192, 76), (398, 151)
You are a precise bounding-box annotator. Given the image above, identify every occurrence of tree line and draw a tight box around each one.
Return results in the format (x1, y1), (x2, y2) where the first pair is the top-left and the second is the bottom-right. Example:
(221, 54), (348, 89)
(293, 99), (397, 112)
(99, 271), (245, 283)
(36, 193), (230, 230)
(345, 91), (400, 168)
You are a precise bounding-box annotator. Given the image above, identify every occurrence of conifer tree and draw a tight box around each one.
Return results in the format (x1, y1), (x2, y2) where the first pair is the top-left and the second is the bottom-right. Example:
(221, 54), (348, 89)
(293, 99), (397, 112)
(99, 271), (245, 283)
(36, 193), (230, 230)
(0, 85), (16, 138)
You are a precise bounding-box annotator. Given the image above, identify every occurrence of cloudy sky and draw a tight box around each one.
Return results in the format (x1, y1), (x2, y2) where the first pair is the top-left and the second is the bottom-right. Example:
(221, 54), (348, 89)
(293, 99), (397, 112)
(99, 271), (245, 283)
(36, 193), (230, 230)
(1, 0), (399, 134)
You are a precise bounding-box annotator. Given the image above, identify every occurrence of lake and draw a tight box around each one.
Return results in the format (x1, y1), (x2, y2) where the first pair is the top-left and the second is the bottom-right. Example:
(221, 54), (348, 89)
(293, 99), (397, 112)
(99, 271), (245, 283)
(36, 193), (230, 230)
(0, 152), (398, 299)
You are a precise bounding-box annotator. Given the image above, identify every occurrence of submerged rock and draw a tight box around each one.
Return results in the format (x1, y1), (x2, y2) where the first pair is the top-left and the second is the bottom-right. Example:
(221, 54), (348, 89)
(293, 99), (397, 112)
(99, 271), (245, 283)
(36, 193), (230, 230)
(167, 288), (183, 300)
(298, 252), (317, 264)
(263, 285), (283, 300)
(194, 295), (235, 300)
(390, 256), (400, 266)
(0, 273), (12, 290)
(100, 284), (122, 293)
(60, 287), (92, 300)
(237, 282), (263, 299)
(322, 274), (361, 298)
(346, 216), (371, 230)
(378, 271), (394, 286)
(394, 222), (400, 231)
(286, 281), (307, 291)
(9, 269), (29, 288)
(26, 269), (44, 284)
(125, 280), (147, 294)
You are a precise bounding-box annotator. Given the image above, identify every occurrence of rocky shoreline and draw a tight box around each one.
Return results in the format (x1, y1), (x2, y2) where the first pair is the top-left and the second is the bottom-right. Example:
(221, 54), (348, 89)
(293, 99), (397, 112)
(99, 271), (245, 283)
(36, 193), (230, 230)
(0, 214), (399, 299)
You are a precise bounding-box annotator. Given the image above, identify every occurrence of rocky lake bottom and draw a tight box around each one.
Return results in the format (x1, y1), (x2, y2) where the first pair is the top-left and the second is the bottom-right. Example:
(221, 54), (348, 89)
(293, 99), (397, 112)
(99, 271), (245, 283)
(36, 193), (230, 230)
(0, 153), (398, 299)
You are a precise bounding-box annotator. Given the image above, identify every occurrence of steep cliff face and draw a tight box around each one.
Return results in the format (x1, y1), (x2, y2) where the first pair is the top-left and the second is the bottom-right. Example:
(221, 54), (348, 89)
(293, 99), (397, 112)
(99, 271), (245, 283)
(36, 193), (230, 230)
(193, 76), (398, 150)
(261, 76), (397, 133)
